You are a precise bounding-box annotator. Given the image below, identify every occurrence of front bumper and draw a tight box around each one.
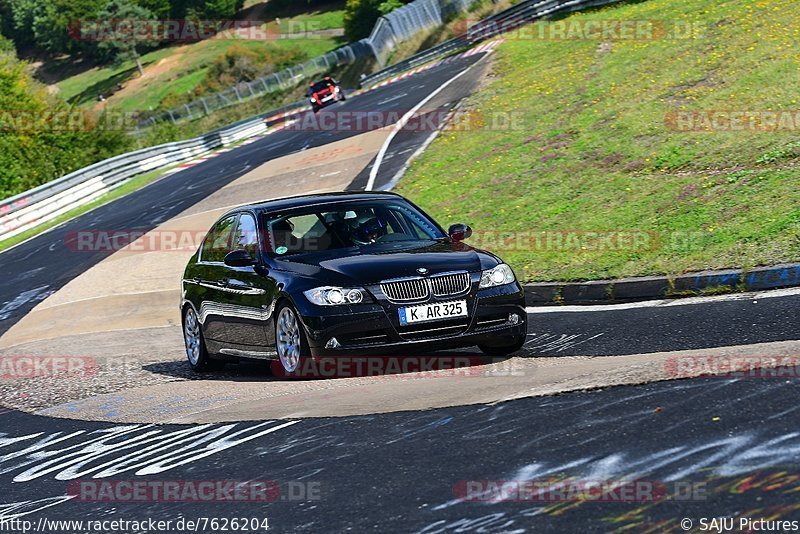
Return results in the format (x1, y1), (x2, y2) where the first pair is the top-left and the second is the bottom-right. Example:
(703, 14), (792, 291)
(297, 281), (527, 356)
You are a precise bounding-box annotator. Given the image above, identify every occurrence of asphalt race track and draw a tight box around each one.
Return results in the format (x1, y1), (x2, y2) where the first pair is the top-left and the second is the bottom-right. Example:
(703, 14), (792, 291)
(2, 47), (800, 532)
(524, 289), (800, 356)
(2, 377), (800, 532)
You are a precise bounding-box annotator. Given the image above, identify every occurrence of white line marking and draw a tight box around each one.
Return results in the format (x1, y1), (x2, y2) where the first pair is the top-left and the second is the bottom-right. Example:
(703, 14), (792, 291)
(525, 287), (800, 314)
(377, 93), (408, 105)
(380, 128), (443, 192)
(366, 60), (481, 191)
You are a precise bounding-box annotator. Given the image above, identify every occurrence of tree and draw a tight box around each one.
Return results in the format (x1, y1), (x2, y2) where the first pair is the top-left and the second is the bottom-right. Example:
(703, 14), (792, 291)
(31, 0), (106, 55)
(343, 0), (381, 41)
(96, 0), (156, 76)
(0, 49), (132, 199)
(2, 0), (38, 47)
(378, 0), (404, 15)
(169, 0), (244, 20)
(343, 0), (411, 41)
(133, 0), (171, 19)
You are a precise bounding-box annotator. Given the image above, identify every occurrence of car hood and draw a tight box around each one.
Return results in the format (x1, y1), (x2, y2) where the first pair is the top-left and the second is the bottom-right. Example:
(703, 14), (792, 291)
(274, 240), (499, 285)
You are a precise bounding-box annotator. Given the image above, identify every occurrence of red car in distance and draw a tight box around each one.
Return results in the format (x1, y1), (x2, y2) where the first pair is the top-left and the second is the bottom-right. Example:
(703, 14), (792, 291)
(308, 77), (345, 113)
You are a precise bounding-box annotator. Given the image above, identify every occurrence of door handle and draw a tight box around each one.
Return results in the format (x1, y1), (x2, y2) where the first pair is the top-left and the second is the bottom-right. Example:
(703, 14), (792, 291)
(192, 279), (224, 290)
(223, 282), (266, 295)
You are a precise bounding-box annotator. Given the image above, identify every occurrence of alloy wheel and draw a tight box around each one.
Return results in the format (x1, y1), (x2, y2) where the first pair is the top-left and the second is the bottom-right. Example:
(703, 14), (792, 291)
(183, 308), (201, 365)
(277, 307), (302, 372)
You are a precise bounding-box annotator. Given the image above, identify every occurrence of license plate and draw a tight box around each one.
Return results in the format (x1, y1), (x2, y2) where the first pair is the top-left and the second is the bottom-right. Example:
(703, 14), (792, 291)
(398, 300), (468, 325)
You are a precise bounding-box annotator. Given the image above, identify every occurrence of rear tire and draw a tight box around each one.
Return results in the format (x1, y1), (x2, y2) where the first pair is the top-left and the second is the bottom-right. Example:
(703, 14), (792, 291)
(183, 307), (224, 372)
(273, 303), (312, 378)
(478, 334), (526, 357)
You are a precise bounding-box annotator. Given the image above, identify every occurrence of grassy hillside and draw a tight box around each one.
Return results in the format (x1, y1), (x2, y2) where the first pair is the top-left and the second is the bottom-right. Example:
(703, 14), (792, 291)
(397, 0), (800, 282)
(43, 1), (346, 113)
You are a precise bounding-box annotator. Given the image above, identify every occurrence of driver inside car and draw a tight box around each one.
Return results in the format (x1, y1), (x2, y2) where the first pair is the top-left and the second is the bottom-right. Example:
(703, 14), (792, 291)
(350, 214), (388, 245)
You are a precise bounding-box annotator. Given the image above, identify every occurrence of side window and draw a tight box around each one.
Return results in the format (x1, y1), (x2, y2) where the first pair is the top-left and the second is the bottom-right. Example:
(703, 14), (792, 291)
(201, 215), (236, 263)
(271, 214), (334, 253)
(391, 206), (440, 239)
(233, 213), (259, 258)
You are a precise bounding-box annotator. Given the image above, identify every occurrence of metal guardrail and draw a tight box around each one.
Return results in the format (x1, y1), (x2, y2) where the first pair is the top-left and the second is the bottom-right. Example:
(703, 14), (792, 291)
(362, 0), (625, 87)
(364, 0), (472, 67)
(0, 117), (270, 242)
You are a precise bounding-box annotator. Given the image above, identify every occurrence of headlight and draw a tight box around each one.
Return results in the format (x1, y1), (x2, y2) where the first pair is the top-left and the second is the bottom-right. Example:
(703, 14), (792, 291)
(479, 263), (516, 289)
(304, 286), (366, 306)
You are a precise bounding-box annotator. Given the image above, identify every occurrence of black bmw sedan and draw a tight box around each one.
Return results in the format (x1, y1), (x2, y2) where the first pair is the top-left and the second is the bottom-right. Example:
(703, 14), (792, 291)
(181, 192), (527, 375)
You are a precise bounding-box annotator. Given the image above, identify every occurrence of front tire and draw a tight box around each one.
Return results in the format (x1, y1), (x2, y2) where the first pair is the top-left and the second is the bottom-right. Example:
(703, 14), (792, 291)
(183, 307), (224, 372)
(274, 303), (311, 378)
(478, 334), (526, 357)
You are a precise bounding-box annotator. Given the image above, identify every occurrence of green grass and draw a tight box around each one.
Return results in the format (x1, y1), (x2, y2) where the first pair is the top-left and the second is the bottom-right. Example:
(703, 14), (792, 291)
(277, 9), (345, 31)
(56, 47), (175, 104)
(397, 0), (800, 282)
(51, 1), (346, 112)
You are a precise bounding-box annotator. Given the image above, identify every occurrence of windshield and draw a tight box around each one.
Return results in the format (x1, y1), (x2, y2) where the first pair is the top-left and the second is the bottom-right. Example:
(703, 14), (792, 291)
(310, 81), (333, 93)
(263, 199), (445, 256)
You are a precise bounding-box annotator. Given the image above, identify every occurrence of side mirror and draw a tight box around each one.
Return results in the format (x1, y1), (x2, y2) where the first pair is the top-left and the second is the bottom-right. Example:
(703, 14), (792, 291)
(224, 249), (255, 267)
(448, 224), (472, 242)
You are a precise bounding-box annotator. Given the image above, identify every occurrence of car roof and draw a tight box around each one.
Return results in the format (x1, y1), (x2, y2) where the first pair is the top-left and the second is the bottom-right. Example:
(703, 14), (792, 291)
(223, 191), (406, 217)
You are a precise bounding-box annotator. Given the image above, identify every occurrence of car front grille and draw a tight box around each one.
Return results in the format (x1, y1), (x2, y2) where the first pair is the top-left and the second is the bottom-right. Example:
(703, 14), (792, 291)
(380, 272), (470, 303)
(381, 278), (430, 302)
(430, 272), (470, 297)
